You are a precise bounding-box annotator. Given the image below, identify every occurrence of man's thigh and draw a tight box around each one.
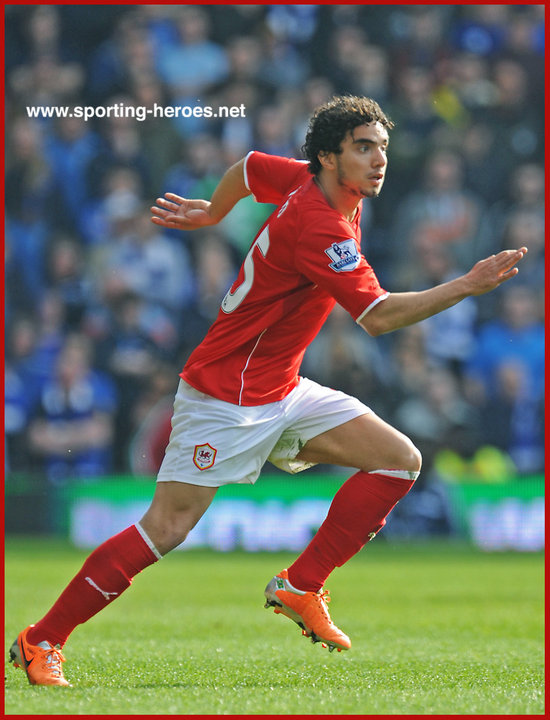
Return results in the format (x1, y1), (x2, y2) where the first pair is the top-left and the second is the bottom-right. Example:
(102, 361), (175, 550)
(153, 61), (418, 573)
(295, 412), (420, 473)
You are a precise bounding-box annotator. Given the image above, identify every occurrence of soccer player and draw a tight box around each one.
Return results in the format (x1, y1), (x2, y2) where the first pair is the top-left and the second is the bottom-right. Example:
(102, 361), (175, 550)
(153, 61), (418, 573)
(10, 96), (527, 686)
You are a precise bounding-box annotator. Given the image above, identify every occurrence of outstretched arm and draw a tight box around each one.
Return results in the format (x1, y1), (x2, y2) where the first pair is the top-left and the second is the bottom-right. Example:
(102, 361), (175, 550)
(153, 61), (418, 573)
(150, 158), (250, 231)
(360, 247), (528, 336)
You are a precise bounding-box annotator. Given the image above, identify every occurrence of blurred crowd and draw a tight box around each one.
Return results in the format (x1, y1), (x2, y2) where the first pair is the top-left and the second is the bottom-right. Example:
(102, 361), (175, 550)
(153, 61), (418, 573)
(5, 5), (545, 486)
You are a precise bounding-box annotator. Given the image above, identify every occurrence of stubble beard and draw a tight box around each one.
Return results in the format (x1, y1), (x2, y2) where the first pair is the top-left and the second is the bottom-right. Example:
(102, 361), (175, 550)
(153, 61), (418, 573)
(336, 163), (382, 200)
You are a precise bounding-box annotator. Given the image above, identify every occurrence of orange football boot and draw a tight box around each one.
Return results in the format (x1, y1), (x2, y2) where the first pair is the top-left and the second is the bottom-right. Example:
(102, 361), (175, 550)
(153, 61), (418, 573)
(9, 625), (70, 686)
(264, 569), (351, 652)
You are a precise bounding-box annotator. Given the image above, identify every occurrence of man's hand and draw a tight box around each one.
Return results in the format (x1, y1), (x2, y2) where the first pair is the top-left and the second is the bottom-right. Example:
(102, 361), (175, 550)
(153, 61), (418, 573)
(150, 158), (250, 232)
(463, 246), (528, 296)
(360, 245), (529, 336)
(151, 193), (216, 231)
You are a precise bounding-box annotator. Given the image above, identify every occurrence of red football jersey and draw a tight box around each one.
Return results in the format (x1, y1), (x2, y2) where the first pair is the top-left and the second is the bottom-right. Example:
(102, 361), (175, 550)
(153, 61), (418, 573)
(181, 151), (389, 405)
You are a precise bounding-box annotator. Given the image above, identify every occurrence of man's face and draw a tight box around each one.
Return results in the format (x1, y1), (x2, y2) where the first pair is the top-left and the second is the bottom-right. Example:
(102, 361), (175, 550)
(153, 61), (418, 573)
(332, 122), (389, 199)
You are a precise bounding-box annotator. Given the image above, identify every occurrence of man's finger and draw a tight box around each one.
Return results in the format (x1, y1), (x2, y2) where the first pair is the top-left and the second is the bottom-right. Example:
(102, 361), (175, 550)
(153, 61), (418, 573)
(151, 216), (173, 226)
(151, 206), (170, 218)
(497, 266), (520, 283)
(164, 193), (185, 204)
(154, 198), (180, 212)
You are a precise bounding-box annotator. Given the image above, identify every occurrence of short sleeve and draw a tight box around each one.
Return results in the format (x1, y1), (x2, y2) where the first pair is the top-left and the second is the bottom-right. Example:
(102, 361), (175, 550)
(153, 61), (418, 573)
(244, 151), (310, 205)
(297, 218), (389, 322)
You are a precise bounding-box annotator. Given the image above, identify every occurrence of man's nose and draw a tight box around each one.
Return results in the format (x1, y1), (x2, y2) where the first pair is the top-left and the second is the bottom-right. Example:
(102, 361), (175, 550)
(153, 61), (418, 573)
(374, 148), (387, 166)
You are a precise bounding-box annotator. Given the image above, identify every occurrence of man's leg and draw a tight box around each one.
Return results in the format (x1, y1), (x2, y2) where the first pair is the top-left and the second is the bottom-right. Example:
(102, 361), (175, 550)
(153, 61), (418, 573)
(288, 412), (420, 589)
(265, 413), (420, 650)
(11, 481), (217, 685)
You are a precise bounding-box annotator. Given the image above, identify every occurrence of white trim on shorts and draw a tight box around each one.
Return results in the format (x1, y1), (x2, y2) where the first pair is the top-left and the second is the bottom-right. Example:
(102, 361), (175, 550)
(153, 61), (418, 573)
(156, 377), (372, 488)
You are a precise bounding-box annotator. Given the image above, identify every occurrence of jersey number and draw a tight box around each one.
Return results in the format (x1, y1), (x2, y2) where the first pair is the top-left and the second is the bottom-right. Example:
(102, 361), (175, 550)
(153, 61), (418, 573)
(221, 227), (270, 313)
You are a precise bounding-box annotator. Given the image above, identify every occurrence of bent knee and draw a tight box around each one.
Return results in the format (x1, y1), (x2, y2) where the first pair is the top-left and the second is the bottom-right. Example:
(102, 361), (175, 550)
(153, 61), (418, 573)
(383, 437), (422, 476)
(404, 441), (422, 474)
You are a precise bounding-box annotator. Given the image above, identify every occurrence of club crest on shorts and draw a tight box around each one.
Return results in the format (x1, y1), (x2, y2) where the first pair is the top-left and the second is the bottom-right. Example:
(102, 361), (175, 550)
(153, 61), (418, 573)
(193, 443), (217, 470)
(325, 239), (360, 272)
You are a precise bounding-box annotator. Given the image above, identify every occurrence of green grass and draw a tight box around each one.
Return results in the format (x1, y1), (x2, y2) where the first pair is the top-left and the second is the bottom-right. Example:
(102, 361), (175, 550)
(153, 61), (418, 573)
(4, 538), (544, 715)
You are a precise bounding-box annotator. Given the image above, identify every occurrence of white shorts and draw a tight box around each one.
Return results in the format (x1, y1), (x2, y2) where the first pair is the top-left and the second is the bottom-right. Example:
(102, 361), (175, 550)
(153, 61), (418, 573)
(157, 377), (371, 487)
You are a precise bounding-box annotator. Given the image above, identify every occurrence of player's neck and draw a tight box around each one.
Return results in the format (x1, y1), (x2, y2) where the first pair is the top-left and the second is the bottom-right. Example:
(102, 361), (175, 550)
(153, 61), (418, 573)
(314, 174), (360, 223)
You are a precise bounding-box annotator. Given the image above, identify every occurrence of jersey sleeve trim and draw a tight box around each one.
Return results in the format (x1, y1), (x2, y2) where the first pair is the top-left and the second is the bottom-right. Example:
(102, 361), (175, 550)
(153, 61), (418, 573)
(243, 151), (255, 194)
(355, 292), (390, 324)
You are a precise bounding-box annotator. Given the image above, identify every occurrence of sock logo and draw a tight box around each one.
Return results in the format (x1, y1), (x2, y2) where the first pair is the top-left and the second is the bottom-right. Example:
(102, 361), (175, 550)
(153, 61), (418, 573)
(367, 532), (377, 541)
(85, 576), (119, 601)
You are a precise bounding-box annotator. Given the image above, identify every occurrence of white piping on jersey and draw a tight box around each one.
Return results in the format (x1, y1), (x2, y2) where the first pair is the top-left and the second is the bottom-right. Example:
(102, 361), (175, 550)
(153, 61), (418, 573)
(355, 292), (390, 324)
(239, 329), (267, 405)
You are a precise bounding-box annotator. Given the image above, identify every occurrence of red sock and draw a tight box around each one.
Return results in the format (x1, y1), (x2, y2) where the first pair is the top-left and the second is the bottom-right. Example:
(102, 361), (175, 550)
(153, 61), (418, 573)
(287, 469), (417, 592)
(27, 524), (160, 647)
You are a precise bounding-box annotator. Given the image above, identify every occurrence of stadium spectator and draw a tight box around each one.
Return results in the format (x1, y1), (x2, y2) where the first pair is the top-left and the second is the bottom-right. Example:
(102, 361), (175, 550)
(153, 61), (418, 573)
(90, 203), (193, 318)
(162, 134), (224, 207)
(486, 57), (542, 165)
(206, 5), (265, 45)
(446, 52), (497, 114)
(25, 291), (67, 393)
(324, 25), (370, 96)
(87, 94), (152, 197)
(5, 316), (43, 472)
(414, 244), (478, 375)
(44, 113), (102, 236)
(5, 117), (64, 303)
(390, 5), (452, 70)
(8, 6), (84, 107)
(451, 4), (509, 57)
(460, 122), (509, 206)
(302, 303), (391, 412)
(390, 148), (485, 287)
(95, 292), (160, 470)
(128, 360), (179, 476)
(478, 360), (545, 475)
(498, 209), (545, 293)
(292, 76), (336, 151)
(256, 22), (310, 91)
(216, 78), (260, 163)
(383, 65), (445, 199)
(482, 162), (544, 248)
(189, 232), (237, 321)
(500, 6), (545, 103)
(254, 103), (296, 158)
(393, 366), (482, 475)
(465, 285), (545, 405)
(264, 4), (319, 49)
(4, 293), (67, 419)
(45, 234), (92, 331)
(87, 11), (153, 103)
(81, 165), (143, 247)
(129, 74), (182, 193)
(27, 333), (117, 485)
(155, 6), (229, 138)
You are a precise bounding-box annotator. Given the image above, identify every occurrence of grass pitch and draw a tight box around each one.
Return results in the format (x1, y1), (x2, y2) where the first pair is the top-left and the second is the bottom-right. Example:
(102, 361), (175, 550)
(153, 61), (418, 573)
(4, 538), (544, 715)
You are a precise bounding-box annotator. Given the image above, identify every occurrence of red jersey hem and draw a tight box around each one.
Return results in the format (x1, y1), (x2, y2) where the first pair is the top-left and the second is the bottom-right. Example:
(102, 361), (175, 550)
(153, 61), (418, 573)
(180, 371), (300, 407)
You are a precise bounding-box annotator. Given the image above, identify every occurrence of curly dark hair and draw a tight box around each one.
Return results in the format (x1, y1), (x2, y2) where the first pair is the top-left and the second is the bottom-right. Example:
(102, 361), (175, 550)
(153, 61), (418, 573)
(302, 95), (394, 175)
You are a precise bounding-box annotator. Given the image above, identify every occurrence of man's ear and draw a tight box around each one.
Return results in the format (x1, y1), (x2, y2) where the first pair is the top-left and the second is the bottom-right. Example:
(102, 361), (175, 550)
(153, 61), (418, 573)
(318, 150), (336, 171)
